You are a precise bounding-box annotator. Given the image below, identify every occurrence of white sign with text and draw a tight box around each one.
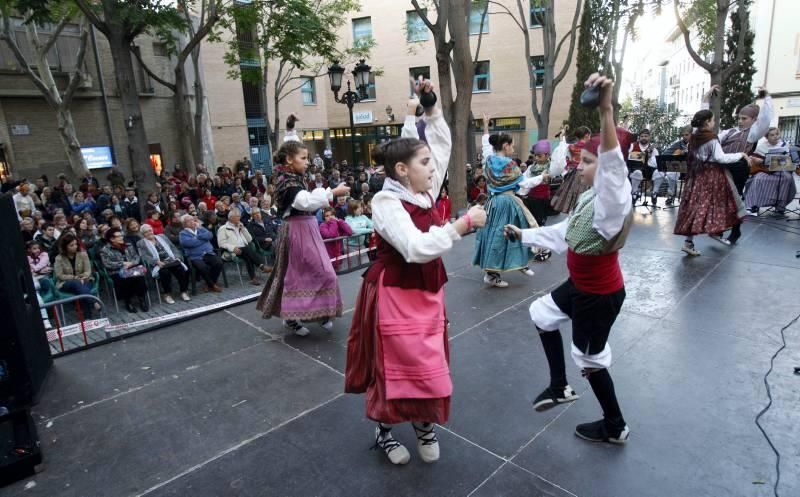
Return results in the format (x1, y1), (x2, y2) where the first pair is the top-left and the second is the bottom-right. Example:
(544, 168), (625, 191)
(353, 110), (373, 124)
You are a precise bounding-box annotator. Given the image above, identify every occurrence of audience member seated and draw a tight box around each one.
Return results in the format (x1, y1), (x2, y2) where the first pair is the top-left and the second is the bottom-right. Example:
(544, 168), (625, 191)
(77, 218), (98, 250)
(164, 211), (183, 245)
(179, 214), (223, 292)
(137, 224), (191, 304)
(247, 209), (277, 252)
(124, 217), (142, 246)
(144, 209), (165, 235)
(100, 227), (149, 313)
(217, 208), (268, 285)
(27, 241), (53, 295)
(54, 234), (99, 316)
(36, 222), (59, 260)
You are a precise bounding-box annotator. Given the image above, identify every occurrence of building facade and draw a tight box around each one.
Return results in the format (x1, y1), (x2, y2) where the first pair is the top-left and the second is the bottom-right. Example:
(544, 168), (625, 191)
(205, 0), (580, 171)
(0, 19), (189, 184)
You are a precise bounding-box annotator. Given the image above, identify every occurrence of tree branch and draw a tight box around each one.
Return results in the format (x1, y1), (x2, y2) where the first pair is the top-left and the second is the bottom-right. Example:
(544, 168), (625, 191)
(42, 14), (70, 55)
(0, 15), (54, 105)
(721, 3), (750, 79)
(472, 0), (489, 64)
(410, 0), (437, 33)
(63, 18), (90, 107)
(131, 43), (176, 92)
(74, 0), (109, 37)
(487, 1), (524, 32)
(177, 0), (219, 65)
(673, 0), (713, 71)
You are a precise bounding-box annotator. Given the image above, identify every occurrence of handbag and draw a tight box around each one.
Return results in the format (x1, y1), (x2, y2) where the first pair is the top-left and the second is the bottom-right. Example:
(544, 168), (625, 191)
(119, 264), (147, 279)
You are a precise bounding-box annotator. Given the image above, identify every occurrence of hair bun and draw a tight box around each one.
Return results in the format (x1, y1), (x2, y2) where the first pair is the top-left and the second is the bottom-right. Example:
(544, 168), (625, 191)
(690, 118), (700, 127)
(371, 143), (386, 165)
(488, 134), (499, 148)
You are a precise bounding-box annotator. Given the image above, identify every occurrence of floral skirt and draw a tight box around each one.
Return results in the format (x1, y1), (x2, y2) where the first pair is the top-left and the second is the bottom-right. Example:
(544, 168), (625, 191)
(674, 164), (745, 236)
(551, 169), (589, 214)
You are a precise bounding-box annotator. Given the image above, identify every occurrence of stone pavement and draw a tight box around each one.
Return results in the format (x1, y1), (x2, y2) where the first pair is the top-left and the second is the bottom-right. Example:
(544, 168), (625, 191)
(4, 205), (800, 497)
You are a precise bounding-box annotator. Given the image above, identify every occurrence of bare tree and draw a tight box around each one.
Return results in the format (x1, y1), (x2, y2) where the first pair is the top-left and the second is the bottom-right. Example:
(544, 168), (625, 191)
(133, 0), (220, 173)
(674, 0), (749, 130)
(486, 0), (580, 138)
(0, 11), (90, 176)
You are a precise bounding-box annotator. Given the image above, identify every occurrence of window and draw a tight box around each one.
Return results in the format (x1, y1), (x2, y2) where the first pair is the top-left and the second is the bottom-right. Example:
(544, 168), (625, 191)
(469, 2), (489, 35)
(472, 117), (525, 132)
(530, 55), (545, 87)
(0, 18), (83, 73)
(406, 11), (428, 42)
(352, 17), (372, 45)
(530, 1), (545, 28)
(473, 60), (490, 92)
(409, 66), (431, 95)
(300, 77), (316, 105)
(362, 73), (377, 100)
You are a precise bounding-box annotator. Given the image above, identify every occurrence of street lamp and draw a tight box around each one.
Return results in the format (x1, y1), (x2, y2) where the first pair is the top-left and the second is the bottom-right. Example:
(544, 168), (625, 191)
(328, 59), (371, 168)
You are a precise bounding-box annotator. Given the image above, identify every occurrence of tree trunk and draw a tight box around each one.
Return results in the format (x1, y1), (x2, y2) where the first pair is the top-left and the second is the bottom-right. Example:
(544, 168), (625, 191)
(192, 47), (204, 166)
(174, 64), (197, 173)
(446, 1), (473, 210)
(106, 29), (156, 197)
(273, 85), (281, 151)
(57, 108), (90, 177)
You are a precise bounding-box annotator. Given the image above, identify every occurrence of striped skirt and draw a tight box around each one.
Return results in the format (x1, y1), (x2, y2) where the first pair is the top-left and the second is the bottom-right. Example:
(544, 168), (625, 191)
(744, 171), (797, 211)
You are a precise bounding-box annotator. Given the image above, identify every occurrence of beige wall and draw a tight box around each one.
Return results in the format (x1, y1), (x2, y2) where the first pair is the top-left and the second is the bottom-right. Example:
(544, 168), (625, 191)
(254, 0), (579, 161)
(202, 37), (251, 168)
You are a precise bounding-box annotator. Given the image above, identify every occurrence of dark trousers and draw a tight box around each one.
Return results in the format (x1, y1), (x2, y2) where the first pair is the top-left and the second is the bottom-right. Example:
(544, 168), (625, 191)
(111, 274), (147, 302)
(524, 197), (549, 227)
(236, 245), (262, 279)
(192, 253), (223, 287)
(61, 279), (93, 296)
(158, 265), (189, 294)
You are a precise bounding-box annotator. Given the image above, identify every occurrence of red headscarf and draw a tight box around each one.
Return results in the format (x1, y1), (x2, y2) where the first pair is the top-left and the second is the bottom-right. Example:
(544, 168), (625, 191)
(583, 127), (636, 158)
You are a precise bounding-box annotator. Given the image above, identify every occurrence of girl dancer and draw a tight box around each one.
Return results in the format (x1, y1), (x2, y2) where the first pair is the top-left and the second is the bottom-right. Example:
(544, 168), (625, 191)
(473, 114), (540, 288)
(256, 141), (350, 336)
(506, 74), (634, 444)
(550, 126), (591, 214)
(344, 80), (487, 465)
(524, 137), (567, 262)
(673, 108), (752, 256)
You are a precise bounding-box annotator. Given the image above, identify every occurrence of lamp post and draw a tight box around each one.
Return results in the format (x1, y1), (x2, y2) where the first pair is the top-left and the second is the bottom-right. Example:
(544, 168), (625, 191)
(328, 59), (371, 169)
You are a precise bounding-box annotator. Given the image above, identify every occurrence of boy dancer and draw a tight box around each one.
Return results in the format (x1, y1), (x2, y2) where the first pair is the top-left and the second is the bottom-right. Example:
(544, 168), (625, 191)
(505, 73), (633, 444)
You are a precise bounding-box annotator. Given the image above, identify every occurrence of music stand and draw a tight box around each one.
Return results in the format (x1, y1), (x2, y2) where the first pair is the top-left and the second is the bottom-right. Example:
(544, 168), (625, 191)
(627, 160), (655, 213)
(656, 156), (688, 210)
(757, 154), (800, 219)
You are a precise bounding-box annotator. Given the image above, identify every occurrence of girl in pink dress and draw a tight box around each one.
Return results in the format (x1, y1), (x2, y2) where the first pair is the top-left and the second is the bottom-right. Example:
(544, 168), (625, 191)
(345, 81), (487, 465)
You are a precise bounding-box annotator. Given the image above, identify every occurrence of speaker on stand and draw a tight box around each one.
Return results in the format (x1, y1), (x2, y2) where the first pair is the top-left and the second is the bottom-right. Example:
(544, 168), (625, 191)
(0, 193), (53, 485)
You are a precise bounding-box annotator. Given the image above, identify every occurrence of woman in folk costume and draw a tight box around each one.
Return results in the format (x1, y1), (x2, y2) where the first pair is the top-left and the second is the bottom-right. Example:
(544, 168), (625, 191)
(550, 126), (592, 214)
(745, 127), (798, 216)
(256, 141), (351, 336)
(710, 85), (772, 243)
(505, 74), (635, 444)
(344, 81), (487, 465)
(524, 137), (568, 262)
(472, 114), (541, 288)
(673, 107), (754, 257)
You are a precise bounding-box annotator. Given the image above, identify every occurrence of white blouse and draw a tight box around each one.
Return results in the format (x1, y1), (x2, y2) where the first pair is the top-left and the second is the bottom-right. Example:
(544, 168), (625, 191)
(520, 146), (632, 253)
(291, 187), (333, 212)
(371, 110), (461, 265)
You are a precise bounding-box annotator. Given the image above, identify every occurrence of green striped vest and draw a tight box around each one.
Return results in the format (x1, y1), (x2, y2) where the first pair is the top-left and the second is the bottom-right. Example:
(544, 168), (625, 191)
(565, 189), (632, 255)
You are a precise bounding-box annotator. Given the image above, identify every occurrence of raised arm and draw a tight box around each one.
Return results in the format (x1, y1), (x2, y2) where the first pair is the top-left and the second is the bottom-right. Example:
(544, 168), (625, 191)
(418, 84), (451, 199)
(748, 92), (772, 143)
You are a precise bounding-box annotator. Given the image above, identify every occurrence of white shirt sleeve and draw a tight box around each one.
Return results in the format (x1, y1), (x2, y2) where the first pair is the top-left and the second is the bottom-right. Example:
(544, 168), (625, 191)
(517, 174), (542, 197)
(748, 96), (773, 144)
(401, 115), (418, 139)
(550, 138), (568, 177)
(647, 147), (659, 168)
(521, 219), (569, 254)
(283, 130), (301, 143)
(291, 187), (332, 212)
(424, 110), (452, 200)
(372, 192), (460, 264)
(592, 146), (632, 240)
(481, 133), (494, 165)
(709, 140), (745, 164)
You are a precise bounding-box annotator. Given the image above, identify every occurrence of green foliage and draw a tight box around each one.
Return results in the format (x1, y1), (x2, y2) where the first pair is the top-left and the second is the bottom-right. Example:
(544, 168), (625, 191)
(682, 0), (716, 56)
(567, 0), (600, 133)
(220, 0), (364, 85)
(620, 91), (682, 147)
(720, 3), (755, 129)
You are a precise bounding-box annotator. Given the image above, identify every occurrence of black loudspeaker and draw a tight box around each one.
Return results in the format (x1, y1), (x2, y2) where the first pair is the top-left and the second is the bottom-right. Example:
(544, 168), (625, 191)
(0, 193), (52, 408)
(0, 193), (51, 483)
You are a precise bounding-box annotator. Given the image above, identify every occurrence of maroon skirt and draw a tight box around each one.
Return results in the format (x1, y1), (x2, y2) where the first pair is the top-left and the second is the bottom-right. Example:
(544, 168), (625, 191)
(674, 164), (743, 236)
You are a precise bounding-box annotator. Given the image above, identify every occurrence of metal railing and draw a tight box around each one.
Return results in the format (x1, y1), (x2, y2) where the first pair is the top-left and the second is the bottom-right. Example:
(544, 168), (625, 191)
(41, 295), (108, 354)
(323, 232), (377, 274)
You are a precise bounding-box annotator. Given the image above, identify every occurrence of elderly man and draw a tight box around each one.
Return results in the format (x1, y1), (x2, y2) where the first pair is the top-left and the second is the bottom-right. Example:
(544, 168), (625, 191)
(138, 224), (190, 304)
(247, 208), (277, 252)
(179, 214), (223, 292)
(217, 208), (267, 285)
(13, 183), (37, 218)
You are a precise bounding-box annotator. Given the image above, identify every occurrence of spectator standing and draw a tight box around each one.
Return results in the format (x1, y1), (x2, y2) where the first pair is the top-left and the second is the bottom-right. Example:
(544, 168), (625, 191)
(344, 199), (373, 251)
(106, 167), (126, 189)
(319, 207), (353, 269)
(13, 183), (37, 217)
(334, 196), (349, 219)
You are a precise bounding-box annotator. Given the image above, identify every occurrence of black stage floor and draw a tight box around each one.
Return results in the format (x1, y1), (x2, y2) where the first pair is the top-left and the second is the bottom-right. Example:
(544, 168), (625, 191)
(3, 208), (799, 497)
